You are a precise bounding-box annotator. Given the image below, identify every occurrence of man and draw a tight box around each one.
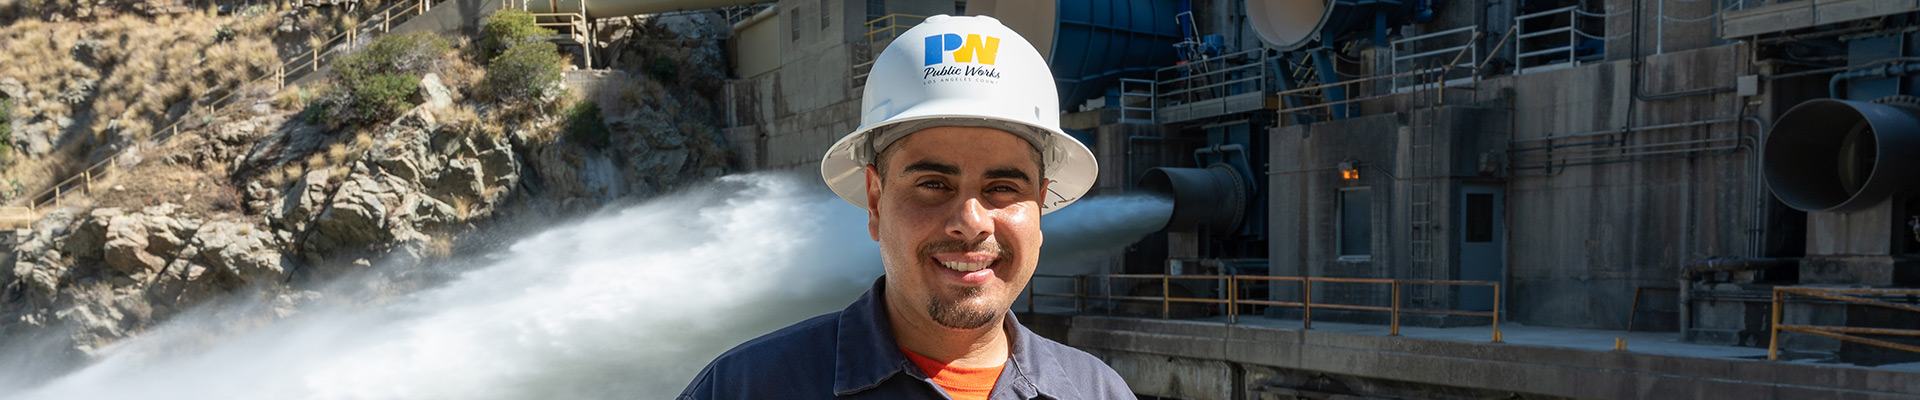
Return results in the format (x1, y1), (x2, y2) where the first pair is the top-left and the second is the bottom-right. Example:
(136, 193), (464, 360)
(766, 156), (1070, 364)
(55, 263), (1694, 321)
(678, 15), (1131, 399)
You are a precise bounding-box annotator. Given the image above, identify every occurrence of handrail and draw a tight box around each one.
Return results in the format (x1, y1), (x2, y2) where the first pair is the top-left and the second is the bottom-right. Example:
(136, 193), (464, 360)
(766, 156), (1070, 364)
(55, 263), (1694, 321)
(1770, 287), (1920, 360)
(1027, 274), (1503, 342)
(1391, 26), (1477, 89)
(527, 12), (587, 28)
(1274, 27), (1513, 120)
(13, 0), (439, 211)
(1151, 48), (1270, 118)
(1514, 4), (1601, 75)
(1117, 78), (1155, 124)
(864, 13), (926, 41)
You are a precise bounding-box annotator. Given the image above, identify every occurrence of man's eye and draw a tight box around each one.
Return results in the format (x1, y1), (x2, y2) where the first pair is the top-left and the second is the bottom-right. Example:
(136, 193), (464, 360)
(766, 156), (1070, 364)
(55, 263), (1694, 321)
(989, 185), (1019, 193)
(918, 181), (949, 189)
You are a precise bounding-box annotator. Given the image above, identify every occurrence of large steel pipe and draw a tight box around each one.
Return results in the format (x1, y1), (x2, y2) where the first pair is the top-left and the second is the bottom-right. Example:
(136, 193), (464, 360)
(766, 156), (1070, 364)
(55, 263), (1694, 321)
(1764, 99), (1920, 212)
(969, 0), (1183, 105)
(1138, 164), (1248, 235)
(1247, 0), (1336, 51)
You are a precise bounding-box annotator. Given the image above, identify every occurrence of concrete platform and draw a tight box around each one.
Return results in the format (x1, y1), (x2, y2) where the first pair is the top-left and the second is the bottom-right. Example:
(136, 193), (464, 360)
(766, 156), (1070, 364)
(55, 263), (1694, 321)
(1018, 310), (1920, 399)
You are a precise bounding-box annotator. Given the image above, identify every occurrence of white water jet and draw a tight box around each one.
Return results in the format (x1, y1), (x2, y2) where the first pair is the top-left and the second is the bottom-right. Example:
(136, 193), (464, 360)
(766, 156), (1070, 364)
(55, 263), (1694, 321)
(1, 173), (1170, 400)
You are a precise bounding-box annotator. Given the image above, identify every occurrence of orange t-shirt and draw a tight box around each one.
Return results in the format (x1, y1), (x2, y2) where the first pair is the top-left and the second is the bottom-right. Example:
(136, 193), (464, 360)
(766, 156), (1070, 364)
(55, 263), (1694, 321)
(900, 346), (1005, 400)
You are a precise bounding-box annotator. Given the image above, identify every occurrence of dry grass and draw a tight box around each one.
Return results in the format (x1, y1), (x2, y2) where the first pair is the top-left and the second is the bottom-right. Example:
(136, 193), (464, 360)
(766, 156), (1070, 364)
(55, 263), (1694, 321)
(423, 235), (454, 259)
(271, 85), (308, 111)
(325, 141), (349, 162)
(449, 195), (472, 220)
(81, 155), (237, 217)
(0, 11), (280, 194)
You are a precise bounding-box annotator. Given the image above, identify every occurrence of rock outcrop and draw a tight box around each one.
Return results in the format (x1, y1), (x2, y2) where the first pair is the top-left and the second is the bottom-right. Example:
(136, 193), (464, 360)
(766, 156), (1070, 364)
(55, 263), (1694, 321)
(0, 13), (738, 366)
(2, 202), (285, 354)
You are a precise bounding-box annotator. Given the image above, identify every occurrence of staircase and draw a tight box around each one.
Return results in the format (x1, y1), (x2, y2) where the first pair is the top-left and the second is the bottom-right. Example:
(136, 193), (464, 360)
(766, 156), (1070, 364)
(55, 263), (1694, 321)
(1277, 55), (1330, 123)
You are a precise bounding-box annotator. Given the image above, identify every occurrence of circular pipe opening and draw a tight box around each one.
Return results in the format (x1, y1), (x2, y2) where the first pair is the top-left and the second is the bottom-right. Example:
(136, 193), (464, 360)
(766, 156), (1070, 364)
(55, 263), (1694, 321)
(1247, 0), (1334, 50)
(1764, 99), (1920, 212)
(1138, 164), (1248, 235)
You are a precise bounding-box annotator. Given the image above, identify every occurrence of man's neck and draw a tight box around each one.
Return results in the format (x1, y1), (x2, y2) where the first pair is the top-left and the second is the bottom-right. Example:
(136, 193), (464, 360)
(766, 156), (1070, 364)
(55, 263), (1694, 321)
(883, 286), (1011, 369)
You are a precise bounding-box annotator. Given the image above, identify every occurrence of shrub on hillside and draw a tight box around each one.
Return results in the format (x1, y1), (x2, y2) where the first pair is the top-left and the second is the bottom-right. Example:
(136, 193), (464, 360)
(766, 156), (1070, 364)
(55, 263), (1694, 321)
(335, 31), (450, 79)
(0, 98), (12, 157)
(480, 10), (554, 60)
(483, 41), (565, 113)
(316, 31), (450, 126)
(564, 101), (610, 148)
(648, 56), (678, 83)
(314, 73), (419, 126)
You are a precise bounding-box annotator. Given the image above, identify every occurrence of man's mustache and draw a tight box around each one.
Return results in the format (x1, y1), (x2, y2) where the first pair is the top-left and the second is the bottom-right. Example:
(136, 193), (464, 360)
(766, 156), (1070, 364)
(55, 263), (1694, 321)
(918, 237), (1011, 259)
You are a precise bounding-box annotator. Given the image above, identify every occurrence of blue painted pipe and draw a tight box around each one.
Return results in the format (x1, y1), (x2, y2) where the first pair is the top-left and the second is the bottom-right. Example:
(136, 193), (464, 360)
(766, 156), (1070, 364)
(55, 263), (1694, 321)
(1048, 0), (1184, 105)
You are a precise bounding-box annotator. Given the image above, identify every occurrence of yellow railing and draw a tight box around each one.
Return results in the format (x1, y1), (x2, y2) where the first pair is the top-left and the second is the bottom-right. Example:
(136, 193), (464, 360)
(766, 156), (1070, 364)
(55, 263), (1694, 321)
(13, 0), (438, 211)
(1028, 274), (1503, 342)
(864, 13), (926, 41)
(1770, 287), (1920, 360)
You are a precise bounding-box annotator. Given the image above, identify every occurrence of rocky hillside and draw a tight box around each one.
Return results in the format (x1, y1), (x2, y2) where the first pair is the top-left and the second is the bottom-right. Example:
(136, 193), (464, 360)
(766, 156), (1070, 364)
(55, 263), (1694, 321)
(0, 8), (741, 373)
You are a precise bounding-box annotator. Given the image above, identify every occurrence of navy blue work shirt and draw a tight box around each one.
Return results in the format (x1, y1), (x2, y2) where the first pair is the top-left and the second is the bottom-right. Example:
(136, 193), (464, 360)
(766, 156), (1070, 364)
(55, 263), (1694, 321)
(677, 277), (1134, 399)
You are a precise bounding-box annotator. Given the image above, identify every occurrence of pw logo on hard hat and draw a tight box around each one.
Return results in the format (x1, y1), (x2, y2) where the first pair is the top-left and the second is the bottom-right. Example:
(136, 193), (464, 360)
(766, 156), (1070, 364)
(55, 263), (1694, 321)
(921, 33), (1004, 82)
(923, 33), (1001, 66)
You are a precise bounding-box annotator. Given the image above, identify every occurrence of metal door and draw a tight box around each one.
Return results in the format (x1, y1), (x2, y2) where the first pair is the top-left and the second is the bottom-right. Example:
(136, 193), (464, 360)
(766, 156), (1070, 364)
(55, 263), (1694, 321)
(1458, 184), (1504, 311)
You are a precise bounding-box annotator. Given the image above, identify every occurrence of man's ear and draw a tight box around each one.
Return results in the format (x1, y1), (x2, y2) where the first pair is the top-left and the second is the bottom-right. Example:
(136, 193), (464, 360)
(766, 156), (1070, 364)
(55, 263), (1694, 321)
(1038, 177), (1052, 216)
(865, 164), (882, 242)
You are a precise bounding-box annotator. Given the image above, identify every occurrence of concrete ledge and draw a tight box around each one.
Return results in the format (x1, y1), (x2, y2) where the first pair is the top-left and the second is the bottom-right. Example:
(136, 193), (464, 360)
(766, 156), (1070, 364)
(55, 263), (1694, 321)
(1721, 0), (1918, 38)
(1722, 1), (1813, 38)
(1038, 315), (1920, 399)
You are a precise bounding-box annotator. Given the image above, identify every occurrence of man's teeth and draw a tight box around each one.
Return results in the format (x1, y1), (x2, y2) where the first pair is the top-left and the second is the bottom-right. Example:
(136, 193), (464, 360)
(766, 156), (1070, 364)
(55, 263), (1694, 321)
(940, 261), (990, 272)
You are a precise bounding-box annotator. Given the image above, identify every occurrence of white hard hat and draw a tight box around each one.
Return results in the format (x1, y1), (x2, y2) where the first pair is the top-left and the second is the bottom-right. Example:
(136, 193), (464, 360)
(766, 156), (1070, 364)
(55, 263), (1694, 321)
(820, 15), (1098, 214)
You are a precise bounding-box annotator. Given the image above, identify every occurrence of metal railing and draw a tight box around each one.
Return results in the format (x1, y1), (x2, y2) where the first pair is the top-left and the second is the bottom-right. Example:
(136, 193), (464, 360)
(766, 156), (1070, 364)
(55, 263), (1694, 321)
(16, 157), (118, 212)
(1516, 5), (1584, 74)
(1118, 78), (1155, 124)
(1770, 287), (1920, 360)
(529, 12), (588, 32)
(12, 0), (440, 211)
(851, 14), (926, 88)
(863, 13), (925, 41)
(1391, 25), (1478, 89)
(1028, 274), (1504, 342)
(1277, 27), (1510, 119)
(1151, 48), (1272, 122)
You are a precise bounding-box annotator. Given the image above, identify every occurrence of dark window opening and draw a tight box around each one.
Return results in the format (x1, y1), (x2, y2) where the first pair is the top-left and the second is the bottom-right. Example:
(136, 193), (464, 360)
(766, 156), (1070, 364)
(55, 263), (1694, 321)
(1466, 193), (1494, 243)
(1340, 188), (1373, 256)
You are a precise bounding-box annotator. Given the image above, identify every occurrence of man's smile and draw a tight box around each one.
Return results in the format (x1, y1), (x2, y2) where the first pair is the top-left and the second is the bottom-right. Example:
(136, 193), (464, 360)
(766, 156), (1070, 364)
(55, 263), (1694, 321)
(933, 252), (998, 272)
(931, 252), (1000, 285)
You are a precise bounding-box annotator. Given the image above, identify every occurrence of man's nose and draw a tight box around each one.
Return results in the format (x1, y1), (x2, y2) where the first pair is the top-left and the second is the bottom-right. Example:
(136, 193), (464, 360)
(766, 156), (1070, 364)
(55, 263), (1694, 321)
(946, 197), (993, 242)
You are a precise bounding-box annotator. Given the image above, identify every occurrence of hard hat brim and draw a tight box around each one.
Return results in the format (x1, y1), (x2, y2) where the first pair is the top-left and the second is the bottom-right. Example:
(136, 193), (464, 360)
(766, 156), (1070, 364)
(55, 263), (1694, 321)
(820, 99), (1097, 215)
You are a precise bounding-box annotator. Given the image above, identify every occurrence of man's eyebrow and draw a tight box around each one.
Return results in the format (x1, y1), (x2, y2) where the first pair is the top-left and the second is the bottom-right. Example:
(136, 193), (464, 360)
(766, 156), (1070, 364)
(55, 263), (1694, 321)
(984, 167), (1033, 183)
(901, 161), (960, 175)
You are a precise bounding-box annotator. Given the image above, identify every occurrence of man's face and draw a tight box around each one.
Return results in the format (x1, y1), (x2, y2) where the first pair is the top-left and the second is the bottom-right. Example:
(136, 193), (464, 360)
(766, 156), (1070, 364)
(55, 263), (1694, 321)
(864, 126), (1046, 331)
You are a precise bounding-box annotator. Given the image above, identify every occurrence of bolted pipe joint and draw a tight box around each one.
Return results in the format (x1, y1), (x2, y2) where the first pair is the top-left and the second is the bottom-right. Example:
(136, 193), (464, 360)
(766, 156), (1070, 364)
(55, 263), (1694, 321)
(1764, 99), (1920, 212)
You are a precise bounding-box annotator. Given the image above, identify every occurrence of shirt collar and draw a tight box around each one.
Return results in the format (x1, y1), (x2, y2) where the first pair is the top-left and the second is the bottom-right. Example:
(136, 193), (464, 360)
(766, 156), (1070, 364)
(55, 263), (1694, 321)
(832, 277), (913, 395)
(831, 276), (1071, 398)
(1002, 311), (1073, 398)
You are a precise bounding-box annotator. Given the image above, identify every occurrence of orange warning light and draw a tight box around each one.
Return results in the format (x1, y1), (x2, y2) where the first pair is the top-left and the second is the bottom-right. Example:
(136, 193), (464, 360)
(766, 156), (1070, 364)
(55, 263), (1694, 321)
(1338, 161), (1360, 180)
